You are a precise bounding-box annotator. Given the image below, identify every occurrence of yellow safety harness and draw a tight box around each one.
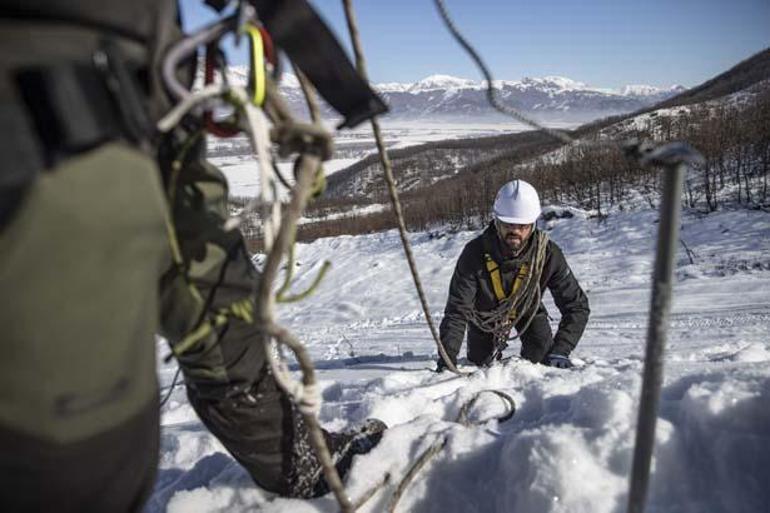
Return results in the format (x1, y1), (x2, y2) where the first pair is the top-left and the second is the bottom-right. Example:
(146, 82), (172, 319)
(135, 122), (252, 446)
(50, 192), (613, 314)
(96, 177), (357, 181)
(484, 253), (529, 319)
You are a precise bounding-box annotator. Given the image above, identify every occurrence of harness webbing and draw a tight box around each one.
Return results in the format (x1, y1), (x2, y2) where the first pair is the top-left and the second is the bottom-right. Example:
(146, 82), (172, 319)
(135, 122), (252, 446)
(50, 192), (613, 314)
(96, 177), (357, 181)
(483, 254), (505, 300)
(484, 253), (529, 317)
(471, 231), (548, 344)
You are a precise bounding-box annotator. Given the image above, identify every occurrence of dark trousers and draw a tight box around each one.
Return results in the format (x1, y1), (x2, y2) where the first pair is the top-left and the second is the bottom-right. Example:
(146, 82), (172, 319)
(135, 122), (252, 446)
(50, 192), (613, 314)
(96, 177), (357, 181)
(0, 398), (159, 513)
(187, 368), (358, 499)
(467, 304), (554, 365)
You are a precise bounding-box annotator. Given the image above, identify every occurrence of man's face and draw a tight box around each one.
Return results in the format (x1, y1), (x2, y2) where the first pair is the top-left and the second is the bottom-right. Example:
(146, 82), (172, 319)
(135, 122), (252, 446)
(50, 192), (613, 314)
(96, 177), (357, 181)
(495, 219), (533, 253)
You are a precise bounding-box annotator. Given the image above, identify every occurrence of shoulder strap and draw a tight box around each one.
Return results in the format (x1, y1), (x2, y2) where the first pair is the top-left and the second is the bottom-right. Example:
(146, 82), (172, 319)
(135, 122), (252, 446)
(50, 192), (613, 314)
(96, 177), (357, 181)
(484, 253), (506, 302)
(485, 251), (530, 317)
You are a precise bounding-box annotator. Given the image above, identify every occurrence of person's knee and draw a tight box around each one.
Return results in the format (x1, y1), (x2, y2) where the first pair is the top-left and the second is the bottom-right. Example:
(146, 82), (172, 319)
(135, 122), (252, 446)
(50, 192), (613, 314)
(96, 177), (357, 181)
(518, 309), (552, 364)
(467, 348), (488, 366)
(520, 343), (548, 364)
(466, 332), (494, 365)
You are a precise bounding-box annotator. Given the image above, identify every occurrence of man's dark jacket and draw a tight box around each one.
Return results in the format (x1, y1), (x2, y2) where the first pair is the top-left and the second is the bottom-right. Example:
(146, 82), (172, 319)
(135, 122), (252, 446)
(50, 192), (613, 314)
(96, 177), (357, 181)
(439, 223), (589, 366)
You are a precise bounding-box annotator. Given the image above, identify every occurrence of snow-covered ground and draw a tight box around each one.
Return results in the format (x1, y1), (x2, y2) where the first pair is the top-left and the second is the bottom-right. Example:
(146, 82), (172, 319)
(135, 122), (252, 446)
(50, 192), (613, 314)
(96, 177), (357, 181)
(150, 203), (770, 513)
(211, 121), (558, 197)
(210, 155), (361, 198)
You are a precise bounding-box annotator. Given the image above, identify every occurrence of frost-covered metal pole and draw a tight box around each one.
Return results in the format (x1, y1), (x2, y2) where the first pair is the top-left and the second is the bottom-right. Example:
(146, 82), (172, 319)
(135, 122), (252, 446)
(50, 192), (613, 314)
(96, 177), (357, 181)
(627, 143), (704, 513)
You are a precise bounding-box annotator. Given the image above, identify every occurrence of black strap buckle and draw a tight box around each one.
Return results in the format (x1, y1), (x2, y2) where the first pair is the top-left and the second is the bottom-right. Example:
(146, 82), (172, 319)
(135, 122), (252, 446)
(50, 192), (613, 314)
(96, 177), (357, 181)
(14, 40), (151, 169)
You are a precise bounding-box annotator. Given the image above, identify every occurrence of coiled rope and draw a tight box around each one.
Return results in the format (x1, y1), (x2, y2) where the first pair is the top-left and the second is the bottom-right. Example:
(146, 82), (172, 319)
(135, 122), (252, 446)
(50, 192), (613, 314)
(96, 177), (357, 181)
(470, 230), (549, 345)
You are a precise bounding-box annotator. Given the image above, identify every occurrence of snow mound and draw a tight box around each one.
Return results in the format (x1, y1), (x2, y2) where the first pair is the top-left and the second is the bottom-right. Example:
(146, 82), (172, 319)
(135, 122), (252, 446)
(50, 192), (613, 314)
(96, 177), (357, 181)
(728, 343), (770, 363)
(654, 377), (770, 513)
(153, 206), (770, 512)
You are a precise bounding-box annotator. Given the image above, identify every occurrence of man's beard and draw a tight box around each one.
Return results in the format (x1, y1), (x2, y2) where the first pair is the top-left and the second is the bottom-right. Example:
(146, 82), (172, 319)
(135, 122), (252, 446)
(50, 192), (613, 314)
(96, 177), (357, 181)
(504, 234), (524, 252)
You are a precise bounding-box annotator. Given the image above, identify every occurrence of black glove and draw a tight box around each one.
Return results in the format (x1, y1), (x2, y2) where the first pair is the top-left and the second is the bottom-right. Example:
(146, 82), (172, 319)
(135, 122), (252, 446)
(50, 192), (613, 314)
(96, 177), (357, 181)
(544, 353), (573, 369)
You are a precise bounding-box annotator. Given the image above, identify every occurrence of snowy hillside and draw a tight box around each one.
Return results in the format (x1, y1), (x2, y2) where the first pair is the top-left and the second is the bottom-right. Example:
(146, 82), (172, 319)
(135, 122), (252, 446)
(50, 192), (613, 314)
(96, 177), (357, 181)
(324, 75), (768, 203)
(150, 205), (770, 513)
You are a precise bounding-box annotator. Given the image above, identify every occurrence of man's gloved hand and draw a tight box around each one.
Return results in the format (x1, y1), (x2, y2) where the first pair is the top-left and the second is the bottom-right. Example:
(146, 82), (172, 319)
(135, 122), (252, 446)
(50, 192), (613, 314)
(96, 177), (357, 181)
(544, 353), (573, 369)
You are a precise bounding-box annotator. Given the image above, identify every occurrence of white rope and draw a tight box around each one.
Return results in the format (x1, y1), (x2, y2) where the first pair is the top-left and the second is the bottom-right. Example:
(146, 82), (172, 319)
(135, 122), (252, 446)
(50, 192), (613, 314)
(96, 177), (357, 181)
(156, 83), (227, 133)
(166, 81), (313, 415)
(222, 88), (282, 245)
(159, 25), (347, 508)
(265, 339), (321, 416)
(157, 83), (281, 246)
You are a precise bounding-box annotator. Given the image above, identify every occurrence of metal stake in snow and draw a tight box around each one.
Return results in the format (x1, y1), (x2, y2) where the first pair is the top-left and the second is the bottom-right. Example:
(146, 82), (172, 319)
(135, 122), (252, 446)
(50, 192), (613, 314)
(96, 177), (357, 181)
(626, 142), (704, 513)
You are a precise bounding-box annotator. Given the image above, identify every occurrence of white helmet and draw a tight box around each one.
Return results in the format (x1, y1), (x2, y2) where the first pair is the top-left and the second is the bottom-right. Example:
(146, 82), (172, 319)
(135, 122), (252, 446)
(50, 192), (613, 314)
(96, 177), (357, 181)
(492, 180), (541, 224)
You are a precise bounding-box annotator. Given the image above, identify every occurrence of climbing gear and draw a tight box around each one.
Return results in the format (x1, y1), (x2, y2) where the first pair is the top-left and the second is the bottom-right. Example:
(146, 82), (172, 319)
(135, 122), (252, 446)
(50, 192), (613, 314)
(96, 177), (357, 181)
(202, 46), (241, 138)
(156, 2), (392, 509)
(245, 25), (267, 106)
(626, 143), (704, 513)
(479, 246), (533, 365)
(471, 230), (548, 342)
(492, 179), (542, 224)
(484, 253), (529, 311)
(197, 0), (388, 129)
(252, 0), (388, 128)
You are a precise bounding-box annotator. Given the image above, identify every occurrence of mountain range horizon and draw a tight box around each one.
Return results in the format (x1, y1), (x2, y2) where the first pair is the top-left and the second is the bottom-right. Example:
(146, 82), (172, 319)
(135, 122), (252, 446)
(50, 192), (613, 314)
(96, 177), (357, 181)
(208, 66), (687, 123)
(226, 67), (686, 98)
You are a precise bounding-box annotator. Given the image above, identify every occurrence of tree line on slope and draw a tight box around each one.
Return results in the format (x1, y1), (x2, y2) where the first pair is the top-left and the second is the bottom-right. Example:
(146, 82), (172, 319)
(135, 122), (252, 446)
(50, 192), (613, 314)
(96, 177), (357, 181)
(231, 84), (770, 250)
(289, 86), (770, 244)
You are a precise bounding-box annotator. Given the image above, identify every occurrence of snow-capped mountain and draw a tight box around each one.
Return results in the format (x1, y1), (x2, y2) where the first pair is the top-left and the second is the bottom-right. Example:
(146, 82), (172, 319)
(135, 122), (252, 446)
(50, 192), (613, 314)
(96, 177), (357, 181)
(618, 83), (687, 101)
(365, 74), (686, 121)
(202, 67), (686, 123)
(400, 74), (478, 93)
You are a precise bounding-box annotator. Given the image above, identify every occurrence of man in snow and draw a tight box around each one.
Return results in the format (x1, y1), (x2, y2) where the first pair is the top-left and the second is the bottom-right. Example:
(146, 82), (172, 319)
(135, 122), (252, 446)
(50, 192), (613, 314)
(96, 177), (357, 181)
(0, 1), (383, 511)
(437, 180), (590, 371)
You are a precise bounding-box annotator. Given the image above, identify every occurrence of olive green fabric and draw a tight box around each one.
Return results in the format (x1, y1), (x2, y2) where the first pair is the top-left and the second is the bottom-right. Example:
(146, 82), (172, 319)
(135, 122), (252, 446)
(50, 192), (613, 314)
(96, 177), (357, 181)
(159, 149), (364, 495)
(159, 142), (267, 398)
(158, 141), (298, 492)
(0, 143), (169, 443)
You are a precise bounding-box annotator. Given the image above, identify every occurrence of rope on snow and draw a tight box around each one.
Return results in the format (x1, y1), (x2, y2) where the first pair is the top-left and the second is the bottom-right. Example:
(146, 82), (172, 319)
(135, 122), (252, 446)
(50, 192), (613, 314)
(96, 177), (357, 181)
(385, 389), (517, 513)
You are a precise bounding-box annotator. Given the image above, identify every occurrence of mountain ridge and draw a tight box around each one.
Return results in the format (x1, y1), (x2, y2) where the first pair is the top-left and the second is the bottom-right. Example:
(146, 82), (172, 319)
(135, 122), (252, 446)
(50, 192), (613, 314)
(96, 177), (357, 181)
(210, 67), (685, 121)
(320, 47), (770, 201)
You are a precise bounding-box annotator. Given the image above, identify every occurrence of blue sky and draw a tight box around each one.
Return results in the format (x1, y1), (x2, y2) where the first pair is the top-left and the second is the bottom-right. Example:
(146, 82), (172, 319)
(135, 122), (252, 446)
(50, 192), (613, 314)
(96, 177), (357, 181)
(180, 0), (770, 89)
